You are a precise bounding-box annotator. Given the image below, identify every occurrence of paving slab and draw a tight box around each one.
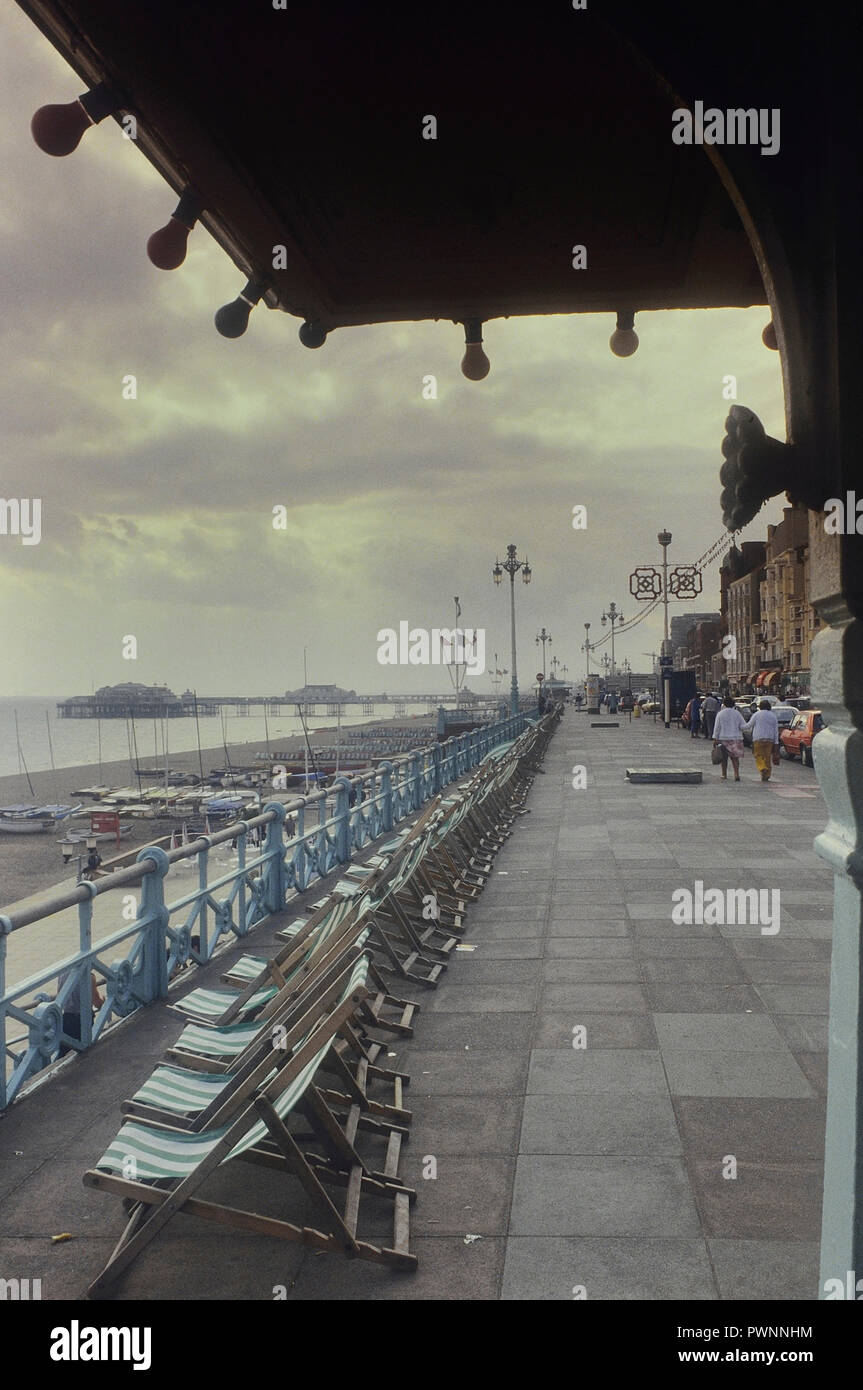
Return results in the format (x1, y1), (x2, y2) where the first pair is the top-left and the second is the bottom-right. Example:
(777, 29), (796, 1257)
(502, 1237), (717, 1300)
(510, 1156), (702, 1237)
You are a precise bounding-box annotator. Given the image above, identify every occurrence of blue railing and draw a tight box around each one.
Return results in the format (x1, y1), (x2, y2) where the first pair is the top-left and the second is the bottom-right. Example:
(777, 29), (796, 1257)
(0, 712), (527, 1109)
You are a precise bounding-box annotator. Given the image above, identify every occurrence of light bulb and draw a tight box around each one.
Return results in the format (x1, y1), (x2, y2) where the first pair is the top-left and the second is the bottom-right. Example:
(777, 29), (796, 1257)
(31, 100), (92, 156)
(214, 280), (264, 338)
(762, 321), (778, 350)
(147, 189), (201, 270)
(147, 217), (193, 270)
(610, 327), (639, 357)
(461, 318), (490, 380)
(299, 320), (327, 349)
(461, 341), (490, 380)
(610, 309), (639, 357)
(215, 296), (253, 338)
(31, 85), (117, 157)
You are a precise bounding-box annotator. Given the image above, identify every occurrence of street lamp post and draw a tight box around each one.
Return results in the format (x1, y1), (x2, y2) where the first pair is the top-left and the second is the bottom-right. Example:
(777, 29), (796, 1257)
(535, 627), (552, 678)
(583, 622), (593, 675)
(601, 601), (624, 677)
(493, 543), (532, 717)
(657, 530), (673, 728)
(658, 530), (672, 651)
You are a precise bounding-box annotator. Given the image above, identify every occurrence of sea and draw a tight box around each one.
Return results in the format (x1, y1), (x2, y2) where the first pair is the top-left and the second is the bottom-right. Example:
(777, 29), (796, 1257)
(0, 696), (436, 782)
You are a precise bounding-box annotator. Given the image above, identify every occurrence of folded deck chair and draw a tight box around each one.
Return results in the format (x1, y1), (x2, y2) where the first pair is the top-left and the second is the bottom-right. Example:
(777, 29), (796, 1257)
(84, 955), (416, 1297)
(168, 887), (364, 1028)
(194, 797), (446, 1021)
(123, 951), (410, 1136)
(276, 808), (453, 989)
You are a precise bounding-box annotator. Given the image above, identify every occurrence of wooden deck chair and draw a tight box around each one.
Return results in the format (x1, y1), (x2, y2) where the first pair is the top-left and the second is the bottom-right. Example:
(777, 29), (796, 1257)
(355, 828), (455, 987)
(123, 950), (411, 1136)
(168, 886), (366, 1028)
(174, 801), (445, 1036)
(165, 926), (416, 1089)
(279, 805), (455, 989)
(84, 955), (416, 1297)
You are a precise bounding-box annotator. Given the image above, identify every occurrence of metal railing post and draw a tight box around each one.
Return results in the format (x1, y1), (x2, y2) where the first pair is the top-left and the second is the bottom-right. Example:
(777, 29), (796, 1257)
(261, 802), (287, 912)
(135, 845), (170, 1004)
(379, 761), (394, 831)
(332, 776), (352, 864)
(431, 741), (443, 793)
(0, 918), (9, 1110)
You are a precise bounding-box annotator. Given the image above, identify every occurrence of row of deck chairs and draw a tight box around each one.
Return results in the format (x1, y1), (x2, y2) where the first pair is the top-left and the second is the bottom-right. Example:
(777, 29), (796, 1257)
(83, 710), (561, 1298)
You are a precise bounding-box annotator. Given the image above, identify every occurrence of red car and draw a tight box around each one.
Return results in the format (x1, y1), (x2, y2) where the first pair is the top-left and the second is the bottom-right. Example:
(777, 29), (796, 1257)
(780, 709), (826, 767)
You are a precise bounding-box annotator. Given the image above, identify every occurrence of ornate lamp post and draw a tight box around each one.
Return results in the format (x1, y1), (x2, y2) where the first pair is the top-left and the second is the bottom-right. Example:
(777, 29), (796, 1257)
(601, 601), (624, 676)
(658, 529), (672, 654)
(493, 543), (531, 716)
(535, 627), (552, 677)
(583, 621), (594, 675)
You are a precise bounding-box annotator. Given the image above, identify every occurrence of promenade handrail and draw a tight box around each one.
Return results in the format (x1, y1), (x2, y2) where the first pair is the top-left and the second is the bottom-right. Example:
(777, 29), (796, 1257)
(0, 710), (532, 1108)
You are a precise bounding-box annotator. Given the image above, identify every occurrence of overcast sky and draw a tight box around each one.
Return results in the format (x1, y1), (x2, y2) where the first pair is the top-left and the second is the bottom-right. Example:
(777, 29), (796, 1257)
(0, 5), (787, 699)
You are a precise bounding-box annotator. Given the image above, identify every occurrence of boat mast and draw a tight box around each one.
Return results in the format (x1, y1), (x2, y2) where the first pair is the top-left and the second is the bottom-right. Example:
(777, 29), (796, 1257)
(14, 709), (35, 798)
(45, 709), (58, 802)
(193, 690), (205, 787)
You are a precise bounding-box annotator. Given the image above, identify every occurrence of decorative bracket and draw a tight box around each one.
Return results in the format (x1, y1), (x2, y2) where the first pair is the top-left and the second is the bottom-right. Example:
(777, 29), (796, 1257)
(720, 404), (821, 530)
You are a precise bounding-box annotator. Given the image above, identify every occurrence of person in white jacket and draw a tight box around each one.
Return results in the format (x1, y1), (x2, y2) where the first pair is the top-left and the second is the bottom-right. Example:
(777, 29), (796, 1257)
(743, 698), (781, 782)
(712, 693), (747, 781)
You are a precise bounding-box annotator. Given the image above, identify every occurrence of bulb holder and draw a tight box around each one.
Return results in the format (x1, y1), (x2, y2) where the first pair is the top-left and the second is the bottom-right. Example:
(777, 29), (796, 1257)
(299, 320), (328, 349)
(31, 82), (120, 157)
(215, 280), (266, 338)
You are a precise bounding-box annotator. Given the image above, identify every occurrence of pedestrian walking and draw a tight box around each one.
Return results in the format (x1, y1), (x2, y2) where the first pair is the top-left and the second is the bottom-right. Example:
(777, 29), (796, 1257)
(702, 691), (720, 738)
(712, 693), (747, 781)
(608, 691), (618, 714)
(689, 693), (702, 738)
(743, 697), (780, 781)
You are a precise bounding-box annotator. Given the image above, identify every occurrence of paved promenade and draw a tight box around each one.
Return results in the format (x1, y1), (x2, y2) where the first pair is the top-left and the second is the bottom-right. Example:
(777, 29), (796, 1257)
(0, 710), (833, 1299)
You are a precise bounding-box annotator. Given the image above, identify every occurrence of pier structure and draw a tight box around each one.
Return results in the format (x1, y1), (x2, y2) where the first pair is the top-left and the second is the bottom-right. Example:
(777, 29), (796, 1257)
(56, 683), (485, 719)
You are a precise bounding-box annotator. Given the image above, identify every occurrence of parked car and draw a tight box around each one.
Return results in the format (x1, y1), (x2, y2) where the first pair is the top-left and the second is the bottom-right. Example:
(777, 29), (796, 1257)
(741, 703), (798, 746)
(780, 709), (827, 766)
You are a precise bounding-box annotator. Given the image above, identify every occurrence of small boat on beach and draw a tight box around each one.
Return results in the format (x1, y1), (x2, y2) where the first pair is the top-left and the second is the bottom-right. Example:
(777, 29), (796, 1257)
(57, 823), (134, 845)
(0, 803), (80, 834)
